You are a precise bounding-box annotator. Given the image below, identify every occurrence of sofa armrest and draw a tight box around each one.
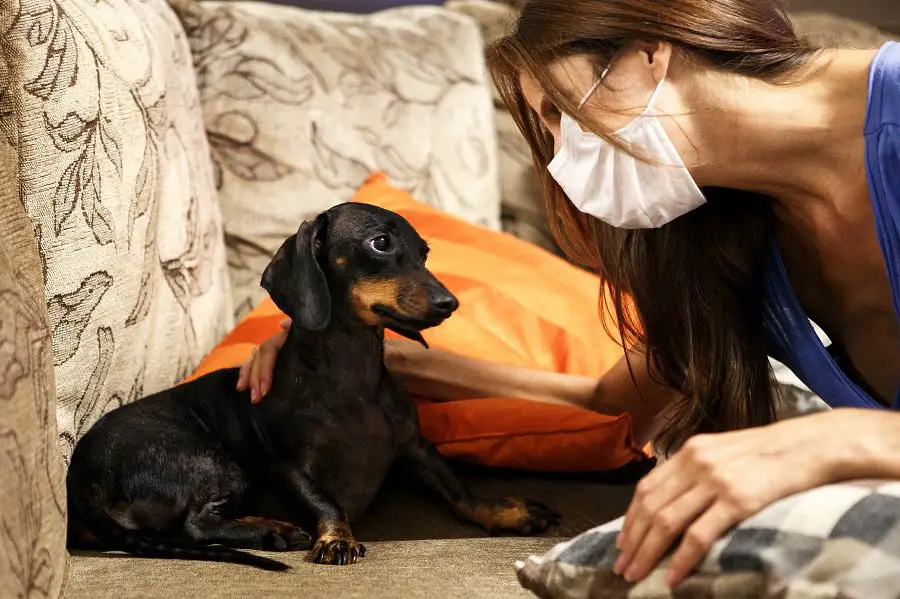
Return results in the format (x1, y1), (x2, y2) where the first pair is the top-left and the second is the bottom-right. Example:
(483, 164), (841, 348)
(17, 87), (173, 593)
(0, 140), (67, 598)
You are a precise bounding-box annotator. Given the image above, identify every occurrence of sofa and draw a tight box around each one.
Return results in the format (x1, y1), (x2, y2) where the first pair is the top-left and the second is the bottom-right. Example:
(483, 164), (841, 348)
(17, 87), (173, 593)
(0, 0), (895, 598)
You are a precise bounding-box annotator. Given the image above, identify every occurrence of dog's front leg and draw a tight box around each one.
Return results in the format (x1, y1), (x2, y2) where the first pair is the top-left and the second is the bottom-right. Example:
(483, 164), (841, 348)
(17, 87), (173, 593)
(401, 439), (561, 535)
(274, 465), (366, 565)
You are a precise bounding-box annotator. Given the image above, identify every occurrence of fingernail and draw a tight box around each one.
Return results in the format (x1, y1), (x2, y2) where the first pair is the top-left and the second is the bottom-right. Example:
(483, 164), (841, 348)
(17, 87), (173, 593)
(261, 382), (269, 397)
(612, 555), (626, 576)
(251, 390), (259, 403)
(623, 565), (638, 583)
(615, 532), (623, 548)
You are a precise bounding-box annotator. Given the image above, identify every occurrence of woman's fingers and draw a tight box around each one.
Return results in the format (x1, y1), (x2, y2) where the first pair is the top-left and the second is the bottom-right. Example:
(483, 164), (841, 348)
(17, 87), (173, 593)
(614, 461), (692, 576)
(620, 485), (715, 583)
(665, 503), (735, 588)
(251, 326), (291, 403)
(249, 346), (264, 403)
(256, 344), (279, 400)
(237, 320), (290, 394)
(236, 347), (257, 392)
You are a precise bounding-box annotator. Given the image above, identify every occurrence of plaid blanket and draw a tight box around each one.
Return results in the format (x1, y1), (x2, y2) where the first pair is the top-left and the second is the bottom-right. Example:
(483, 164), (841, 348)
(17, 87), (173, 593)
(517, 480), (900, 598)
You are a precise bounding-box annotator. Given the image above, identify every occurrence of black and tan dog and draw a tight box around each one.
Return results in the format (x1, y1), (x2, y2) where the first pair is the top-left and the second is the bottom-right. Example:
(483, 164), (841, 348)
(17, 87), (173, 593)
(66, 203), (560, 570)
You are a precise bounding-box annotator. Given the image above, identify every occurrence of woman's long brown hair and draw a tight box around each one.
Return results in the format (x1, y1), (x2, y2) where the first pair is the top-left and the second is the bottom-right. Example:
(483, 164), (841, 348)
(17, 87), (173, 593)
(487, 0), (819, 455)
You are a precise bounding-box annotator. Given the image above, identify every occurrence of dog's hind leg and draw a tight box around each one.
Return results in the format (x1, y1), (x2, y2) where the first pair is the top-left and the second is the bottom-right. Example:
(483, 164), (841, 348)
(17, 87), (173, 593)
(184, 500), (312, 551)
(400, 439), (561, 535)
(183, 500), (312, 551)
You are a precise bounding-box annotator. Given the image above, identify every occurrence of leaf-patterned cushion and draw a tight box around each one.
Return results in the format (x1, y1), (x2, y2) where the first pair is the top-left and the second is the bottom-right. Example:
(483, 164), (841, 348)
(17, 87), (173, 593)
(0, 135), (67, 599)
(170, 0), (501, 319)
(258, 0), (443, 12)
(445, 0), (558, 254)
(1, 0), (234, 466)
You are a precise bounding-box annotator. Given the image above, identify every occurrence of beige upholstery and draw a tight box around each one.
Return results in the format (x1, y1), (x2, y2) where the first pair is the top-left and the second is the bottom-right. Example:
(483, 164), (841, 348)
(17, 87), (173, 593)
(171, 0), (502, 318)
(64, 470), (638, 598)
(0, 125), (67, 597)
(792, 10), (898, 47)
(1, 0), (235, 467)
(789, 0), (900, 34)
(447, 0), (556, 254)
(67, 538), (559, 599)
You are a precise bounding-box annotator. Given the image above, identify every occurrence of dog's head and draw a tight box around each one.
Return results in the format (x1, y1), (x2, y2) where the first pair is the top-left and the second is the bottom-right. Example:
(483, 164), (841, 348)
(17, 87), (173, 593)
(260, 203), (458, 345)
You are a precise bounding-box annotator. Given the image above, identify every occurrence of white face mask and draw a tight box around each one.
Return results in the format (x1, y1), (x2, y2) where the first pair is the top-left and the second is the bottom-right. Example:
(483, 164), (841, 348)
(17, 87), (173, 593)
(547, 76), (706, 229)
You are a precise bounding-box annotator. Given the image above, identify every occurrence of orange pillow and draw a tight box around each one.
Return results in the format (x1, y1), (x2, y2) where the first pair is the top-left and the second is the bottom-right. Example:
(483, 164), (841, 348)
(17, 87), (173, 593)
(189, 173), (648, 472)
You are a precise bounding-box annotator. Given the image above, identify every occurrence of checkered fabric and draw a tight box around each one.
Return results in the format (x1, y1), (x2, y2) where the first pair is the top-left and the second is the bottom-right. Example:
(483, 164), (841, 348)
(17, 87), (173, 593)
(517, 480), (900, 599)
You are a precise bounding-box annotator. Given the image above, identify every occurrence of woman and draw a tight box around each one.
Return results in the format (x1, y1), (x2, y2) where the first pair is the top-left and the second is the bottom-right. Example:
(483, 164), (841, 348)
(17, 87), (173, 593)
(237, 0), (900, 589)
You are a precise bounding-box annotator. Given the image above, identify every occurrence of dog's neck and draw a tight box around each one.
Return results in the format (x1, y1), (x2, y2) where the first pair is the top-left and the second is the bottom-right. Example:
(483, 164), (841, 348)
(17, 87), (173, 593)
(279, 313), (386, 400)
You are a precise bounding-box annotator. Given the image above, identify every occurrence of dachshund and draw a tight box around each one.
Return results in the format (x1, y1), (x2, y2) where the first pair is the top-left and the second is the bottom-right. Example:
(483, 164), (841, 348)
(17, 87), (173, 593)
(66, 203), (561, 570)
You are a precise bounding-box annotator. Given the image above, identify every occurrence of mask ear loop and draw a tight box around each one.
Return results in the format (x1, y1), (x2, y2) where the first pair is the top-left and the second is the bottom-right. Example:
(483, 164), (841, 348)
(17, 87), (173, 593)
(642, 75), (666, 115)
(576, 62), (612, 111)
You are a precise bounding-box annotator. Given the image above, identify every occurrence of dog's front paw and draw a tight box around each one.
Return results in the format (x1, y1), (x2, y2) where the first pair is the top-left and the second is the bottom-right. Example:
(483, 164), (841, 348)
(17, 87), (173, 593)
(462, 496), (561, 535)
(312, 537), (367, 565)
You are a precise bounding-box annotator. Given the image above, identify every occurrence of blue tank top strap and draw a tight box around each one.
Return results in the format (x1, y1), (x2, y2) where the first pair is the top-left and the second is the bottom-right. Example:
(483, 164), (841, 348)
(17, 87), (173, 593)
(763, 41), (900, 410)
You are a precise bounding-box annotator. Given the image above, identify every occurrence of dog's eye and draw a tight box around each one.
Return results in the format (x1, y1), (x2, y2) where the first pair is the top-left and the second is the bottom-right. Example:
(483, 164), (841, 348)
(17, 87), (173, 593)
(370, 235), (391, 253)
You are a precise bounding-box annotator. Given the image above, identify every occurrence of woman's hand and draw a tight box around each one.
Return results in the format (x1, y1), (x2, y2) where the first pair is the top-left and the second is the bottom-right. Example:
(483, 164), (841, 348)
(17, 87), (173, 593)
(235, 318), (422, 403)
(236, 318), (291, 403)
(613, 409), (867, 588)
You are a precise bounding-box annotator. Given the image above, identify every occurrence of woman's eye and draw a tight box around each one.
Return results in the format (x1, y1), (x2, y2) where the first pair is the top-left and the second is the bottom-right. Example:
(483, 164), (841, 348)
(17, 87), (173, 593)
(370, 235), (391, 253)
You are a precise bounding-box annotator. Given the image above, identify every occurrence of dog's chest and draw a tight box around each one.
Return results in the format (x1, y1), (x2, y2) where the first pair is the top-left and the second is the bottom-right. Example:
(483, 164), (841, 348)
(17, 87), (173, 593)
(308, 402), (396, 518)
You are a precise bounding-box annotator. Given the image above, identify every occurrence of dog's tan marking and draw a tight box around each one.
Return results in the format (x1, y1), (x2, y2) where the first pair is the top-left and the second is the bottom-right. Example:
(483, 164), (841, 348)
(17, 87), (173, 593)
(236, 516), (299, 535)
(334, 256), (347, 268)
(397, 279), (430, 319)
(456, 497), (532, 531)
(313, 519), (365, 564)
(351, 278), (399, 324)
(316, 518), (354, 542)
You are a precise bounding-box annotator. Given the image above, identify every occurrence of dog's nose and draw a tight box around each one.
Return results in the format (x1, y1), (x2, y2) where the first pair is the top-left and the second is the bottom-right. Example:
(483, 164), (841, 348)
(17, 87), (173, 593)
(431, 291), (459, 315)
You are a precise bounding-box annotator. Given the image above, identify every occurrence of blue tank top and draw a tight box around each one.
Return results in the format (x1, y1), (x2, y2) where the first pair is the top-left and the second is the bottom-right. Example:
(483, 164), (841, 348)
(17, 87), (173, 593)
(764, 41), (900, 409)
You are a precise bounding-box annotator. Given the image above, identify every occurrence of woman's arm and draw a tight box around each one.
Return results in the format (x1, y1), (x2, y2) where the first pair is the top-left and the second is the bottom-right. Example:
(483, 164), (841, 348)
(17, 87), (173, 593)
(386, 340), (675, 446)
(237, 319), (677, 446)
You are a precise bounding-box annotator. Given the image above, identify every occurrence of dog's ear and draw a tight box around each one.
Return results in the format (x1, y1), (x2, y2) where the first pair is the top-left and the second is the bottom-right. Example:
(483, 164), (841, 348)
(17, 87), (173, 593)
(260, 213), (330, 331)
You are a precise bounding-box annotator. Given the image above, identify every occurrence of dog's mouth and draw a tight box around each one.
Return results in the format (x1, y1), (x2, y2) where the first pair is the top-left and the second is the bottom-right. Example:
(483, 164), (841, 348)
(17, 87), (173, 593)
(372, 305), (448, 348)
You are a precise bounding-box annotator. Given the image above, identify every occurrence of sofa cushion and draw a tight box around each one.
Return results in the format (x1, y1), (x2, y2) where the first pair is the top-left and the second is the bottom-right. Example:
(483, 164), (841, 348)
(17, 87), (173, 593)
(446, 0), (556, 253)
(1, 0), (234, 466)
(789, 0), (900, 36)
(62, 452), (644, 596)
(64, 467), (644, 597)
(517, 480), (900, 599)
(792, 11), (898, 48)
(169, 0), (501, 318)
(258, 0), (443, 12)
(0, 127), (67, 599)
(67, 537), (559, 599)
